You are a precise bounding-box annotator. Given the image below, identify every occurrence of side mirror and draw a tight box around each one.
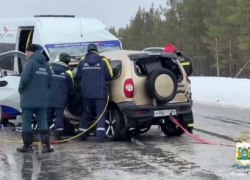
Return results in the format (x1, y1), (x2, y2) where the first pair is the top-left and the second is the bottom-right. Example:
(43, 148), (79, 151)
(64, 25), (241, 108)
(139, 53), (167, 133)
(0, 80), (8, 87)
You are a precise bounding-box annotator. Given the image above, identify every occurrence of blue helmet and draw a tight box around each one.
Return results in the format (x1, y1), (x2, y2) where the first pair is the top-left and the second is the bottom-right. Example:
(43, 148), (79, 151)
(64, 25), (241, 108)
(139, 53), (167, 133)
(87, 43), (98, 53)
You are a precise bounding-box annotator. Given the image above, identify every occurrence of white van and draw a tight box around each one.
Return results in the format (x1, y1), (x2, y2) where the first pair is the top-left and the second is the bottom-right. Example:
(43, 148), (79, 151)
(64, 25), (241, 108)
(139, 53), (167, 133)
(0, 15), (122, 124)
(0, 15), (122, 62)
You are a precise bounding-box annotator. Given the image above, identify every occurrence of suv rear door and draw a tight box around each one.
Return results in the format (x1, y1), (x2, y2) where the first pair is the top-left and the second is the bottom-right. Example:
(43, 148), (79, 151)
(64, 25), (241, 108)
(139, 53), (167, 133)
(132, 53), (189, 106)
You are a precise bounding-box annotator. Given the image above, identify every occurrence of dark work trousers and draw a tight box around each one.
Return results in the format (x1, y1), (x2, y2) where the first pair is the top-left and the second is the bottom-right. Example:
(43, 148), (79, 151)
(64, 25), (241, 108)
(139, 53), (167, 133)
(47, 107), (64, 131)
(79, 98), (107, 140)
(22, 108), (48, 133)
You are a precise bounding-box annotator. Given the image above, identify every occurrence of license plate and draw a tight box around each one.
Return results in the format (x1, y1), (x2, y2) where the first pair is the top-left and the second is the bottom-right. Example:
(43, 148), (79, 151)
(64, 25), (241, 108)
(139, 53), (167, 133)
(154, 109), (176, 117)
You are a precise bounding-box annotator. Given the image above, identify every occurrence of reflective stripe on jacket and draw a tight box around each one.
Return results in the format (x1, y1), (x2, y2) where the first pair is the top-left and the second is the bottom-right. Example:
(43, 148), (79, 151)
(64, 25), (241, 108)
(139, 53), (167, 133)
(66, 70), (74, 81)
(178, 55), (193, 76)
(76, 52), (113, 98)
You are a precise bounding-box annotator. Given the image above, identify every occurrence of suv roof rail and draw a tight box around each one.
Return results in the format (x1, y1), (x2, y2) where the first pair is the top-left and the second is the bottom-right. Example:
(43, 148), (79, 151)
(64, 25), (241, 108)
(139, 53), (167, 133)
(34, 15), (75, 18)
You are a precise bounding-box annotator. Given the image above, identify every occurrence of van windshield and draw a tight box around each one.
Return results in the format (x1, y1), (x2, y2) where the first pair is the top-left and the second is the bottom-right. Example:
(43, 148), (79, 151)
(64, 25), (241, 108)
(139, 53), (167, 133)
(45, 40), (121, 62)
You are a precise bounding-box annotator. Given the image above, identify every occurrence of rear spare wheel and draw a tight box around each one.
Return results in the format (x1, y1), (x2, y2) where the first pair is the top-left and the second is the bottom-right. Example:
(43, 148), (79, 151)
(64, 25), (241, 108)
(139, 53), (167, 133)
(147, 68), (178, 104)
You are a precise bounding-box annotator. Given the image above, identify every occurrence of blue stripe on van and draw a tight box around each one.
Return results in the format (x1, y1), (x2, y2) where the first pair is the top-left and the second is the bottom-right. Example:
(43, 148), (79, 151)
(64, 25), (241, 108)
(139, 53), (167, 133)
(1, 105), (21, 117)
(45, 40), (121, 49)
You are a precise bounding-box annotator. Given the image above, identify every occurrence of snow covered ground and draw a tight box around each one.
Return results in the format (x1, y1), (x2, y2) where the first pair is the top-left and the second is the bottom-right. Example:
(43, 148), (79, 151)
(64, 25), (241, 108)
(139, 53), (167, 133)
(190, 76), (250, 109)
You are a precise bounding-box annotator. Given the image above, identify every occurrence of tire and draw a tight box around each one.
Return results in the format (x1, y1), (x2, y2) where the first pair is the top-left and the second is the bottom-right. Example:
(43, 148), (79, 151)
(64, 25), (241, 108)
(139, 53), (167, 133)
(160, 111), (194, 136)
(147, 68), (178, 104)
(105, 104), (129, 141)
(160, 120), (184, 136)
(131, 126), (151, 137)
(67, 81), (83, 117)
(63, 117), (76, 136)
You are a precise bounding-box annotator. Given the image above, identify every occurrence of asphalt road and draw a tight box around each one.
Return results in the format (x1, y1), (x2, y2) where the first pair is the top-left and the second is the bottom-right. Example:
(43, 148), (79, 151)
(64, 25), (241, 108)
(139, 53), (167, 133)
(0, 102), (250, 180)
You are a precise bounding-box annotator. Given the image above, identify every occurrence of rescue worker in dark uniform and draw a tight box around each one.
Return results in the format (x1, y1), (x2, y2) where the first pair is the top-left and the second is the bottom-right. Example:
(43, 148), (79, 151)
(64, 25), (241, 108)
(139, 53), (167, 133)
(164, 44), (193, 76)
(176, 51), (193, 76)
(76, 44), (113, 142)
(17, 44), (54, 153)
(47, 53), (74, 140)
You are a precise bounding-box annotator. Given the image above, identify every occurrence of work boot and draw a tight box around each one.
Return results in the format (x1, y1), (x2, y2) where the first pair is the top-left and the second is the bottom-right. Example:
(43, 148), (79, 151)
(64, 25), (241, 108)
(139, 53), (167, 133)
(40, 130), (54, 153)
(78, 128), (89, 141)
(16, 132), (33, 153)
(54, 130), (62, 140)
(80, 134), (87, 141)
(96, 137), (109, 143)
(96, 131), (108, 143)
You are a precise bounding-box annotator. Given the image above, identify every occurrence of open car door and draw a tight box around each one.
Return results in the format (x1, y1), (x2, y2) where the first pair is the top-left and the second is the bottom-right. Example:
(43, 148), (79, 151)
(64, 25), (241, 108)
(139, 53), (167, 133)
(0, 51), (27, 119)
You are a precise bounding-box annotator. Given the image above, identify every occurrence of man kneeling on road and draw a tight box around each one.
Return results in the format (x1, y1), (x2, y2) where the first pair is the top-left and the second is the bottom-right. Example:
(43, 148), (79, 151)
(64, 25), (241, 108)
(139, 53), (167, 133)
(76, 44), (113, 142)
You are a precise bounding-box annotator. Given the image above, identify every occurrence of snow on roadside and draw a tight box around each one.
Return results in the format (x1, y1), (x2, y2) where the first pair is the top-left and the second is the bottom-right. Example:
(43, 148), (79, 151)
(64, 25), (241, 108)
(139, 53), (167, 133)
(190, 76), (250, 109)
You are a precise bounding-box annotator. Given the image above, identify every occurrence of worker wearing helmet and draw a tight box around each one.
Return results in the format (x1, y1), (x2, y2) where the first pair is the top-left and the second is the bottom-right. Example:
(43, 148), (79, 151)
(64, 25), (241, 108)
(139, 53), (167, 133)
(164, 44), (193, 76)
(176, 51), (193, 76)
(47, 53), (74, 140)
(163, 43), (177, 54)
(76, 43), (113, 142)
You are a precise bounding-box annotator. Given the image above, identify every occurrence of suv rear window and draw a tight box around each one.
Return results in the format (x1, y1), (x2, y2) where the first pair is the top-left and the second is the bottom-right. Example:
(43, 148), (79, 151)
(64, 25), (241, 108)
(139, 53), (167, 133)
(134, 55), (183, 81)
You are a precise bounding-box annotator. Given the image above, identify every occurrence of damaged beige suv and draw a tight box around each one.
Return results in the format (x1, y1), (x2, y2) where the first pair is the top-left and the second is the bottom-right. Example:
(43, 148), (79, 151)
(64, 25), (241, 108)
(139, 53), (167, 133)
(65, 50), (193, 140)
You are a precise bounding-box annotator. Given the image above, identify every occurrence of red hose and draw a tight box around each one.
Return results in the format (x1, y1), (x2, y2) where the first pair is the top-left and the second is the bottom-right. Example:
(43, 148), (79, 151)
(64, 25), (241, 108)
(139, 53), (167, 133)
(170, 116), (235, 147)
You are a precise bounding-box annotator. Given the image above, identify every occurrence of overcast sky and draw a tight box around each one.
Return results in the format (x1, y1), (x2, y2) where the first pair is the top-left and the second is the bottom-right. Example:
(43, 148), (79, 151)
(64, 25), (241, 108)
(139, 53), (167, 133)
(0, 0), (167, 28)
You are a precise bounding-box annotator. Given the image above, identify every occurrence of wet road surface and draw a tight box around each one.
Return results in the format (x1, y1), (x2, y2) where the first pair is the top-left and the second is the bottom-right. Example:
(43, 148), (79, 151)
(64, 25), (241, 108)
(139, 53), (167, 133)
(1, 102), (250, 180)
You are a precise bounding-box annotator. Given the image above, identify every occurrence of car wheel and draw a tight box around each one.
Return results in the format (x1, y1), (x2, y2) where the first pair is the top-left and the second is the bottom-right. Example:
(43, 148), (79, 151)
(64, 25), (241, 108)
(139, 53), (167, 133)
(131, 126), (151, 137)
(160, 120), (185, 136)
(105, 104), (129, 141)
(147, 68), (178, 104)
(63, 117), (76, 136)
(66, 84), (83, 117)
(160, 112), (193, 136)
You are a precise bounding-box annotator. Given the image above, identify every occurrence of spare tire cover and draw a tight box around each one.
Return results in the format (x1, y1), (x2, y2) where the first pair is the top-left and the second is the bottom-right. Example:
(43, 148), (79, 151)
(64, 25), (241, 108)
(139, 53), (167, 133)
(147, 68), (178, 103)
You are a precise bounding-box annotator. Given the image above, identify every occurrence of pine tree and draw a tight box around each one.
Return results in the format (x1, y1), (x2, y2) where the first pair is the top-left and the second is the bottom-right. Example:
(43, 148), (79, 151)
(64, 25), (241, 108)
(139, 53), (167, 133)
(205, 0), (238, 77)
(232, 0), (250, 77)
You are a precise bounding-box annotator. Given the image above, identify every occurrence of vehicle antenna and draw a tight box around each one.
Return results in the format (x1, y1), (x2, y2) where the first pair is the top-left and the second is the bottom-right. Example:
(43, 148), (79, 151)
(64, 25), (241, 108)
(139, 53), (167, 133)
(79, 18), (83, 37)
